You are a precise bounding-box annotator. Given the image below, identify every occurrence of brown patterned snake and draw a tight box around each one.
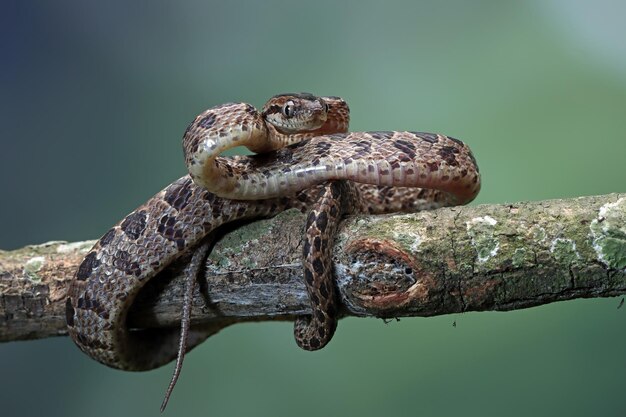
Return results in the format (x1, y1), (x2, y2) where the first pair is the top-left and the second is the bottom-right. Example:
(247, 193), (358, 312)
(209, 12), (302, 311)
(66, 93), (480, 409)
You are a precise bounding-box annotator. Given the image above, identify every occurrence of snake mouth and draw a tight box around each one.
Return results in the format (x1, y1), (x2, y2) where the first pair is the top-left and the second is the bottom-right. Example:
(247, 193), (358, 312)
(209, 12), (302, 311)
(270, 109), (328, 134)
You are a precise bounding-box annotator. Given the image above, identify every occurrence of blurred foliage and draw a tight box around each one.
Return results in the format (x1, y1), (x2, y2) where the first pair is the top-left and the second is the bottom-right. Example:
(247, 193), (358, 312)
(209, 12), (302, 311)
(1, 1), (625, 416)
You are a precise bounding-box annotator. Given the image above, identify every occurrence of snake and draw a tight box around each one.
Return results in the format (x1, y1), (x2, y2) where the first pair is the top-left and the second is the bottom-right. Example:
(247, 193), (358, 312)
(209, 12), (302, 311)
(66, 93), (480, 408)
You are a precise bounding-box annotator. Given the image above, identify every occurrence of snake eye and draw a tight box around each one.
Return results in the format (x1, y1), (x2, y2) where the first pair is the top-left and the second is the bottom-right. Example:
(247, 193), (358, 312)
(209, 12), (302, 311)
(282, 101), (295, 118)
(323, 102), (329, 113)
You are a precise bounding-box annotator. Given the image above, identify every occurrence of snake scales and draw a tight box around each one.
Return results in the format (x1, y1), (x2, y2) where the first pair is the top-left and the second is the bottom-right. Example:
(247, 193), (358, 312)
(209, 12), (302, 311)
(66, 93), (480, 407)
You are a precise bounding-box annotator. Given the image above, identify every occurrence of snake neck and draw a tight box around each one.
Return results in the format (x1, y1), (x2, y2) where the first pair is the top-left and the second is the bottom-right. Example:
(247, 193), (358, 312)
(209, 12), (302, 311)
(184, 97), (350, 198)
(183, 103), (268, 194)
(198, 126), (335, 196)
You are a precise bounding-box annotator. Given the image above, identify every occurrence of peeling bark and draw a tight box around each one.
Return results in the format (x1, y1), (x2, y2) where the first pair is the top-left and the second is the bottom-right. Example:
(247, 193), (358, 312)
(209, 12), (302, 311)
(1, 193), (624, 343)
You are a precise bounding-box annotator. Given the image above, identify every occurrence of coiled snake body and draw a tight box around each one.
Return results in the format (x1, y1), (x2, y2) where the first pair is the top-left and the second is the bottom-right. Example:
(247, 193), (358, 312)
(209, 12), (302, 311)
(66, 93), (480, 406)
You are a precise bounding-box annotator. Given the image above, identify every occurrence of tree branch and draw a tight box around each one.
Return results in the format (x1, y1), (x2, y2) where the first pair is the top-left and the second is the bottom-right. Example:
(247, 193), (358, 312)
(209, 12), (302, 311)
(1, 193), (624, 343)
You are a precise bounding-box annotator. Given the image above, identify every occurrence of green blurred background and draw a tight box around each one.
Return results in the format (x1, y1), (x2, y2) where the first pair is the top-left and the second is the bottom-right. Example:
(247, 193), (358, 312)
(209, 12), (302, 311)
(2, 1), (625, 416)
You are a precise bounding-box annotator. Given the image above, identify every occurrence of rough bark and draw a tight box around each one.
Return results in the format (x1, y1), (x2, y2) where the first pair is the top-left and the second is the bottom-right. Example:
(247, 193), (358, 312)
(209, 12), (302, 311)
(1, 193), (624, 343)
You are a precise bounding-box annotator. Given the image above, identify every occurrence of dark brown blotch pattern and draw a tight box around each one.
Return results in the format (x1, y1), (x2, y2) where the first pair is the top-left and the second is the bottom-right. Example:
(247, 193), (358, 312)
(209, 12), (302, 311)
(99, 229), (116, 247)
(447, 136), (464, 146)
(120, 210), (147, 240)
(65, 298), (75, 327)
(392, 139), (417, 159)
(76, 251), (100, 281)
(75, 294), (109, 320)
(438, 145), (460, 166)
(198, 113), (216, 129)
(164, 181), (193, 211)
(113, 250), (142, 277)
(157, 213), (186, 250)
(413, 132), (439, 143)
(369, 131), (393, 140)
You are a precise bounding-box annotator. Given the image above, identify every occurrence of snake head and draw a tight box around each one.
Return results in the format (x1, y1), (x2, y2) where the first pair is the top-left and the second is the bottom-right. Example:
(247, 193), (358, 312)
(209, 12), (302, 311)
(261, 92), (328, 134)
